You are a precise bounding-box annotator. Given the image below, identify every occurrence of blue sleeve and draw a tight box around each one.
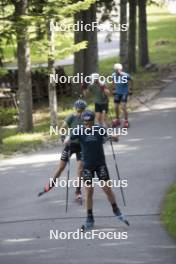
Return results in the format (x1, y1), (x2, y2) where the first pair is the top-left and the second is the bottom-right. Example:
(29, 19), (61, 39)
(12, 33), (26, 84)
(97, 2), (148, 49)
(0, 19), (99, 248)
(127, 74), (132, 81)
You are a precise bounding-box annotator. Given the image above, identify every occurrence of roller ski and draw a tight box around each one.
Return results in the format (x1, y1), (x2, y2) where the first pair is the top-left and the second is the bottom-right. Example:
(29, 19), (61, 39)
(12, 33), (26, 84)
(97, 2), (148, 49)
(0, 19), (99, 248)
(123, 120), (129, 129)
(81, 216), (94, 232)
(38, 184), (51, 197)
(115, 211), (130, 226)
(112, 118), (121, 128)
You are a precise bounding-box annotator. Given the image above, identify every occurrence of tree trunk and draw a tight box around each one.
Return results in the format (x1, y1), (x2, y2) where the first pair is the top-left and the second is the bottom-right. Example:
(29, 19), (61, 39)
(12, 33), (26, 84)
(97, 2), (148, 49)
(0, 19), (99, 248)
(14, 0), (33, 132)
(82, 3), (98, 76)
(74, 3), (98, 83)
(74, 12), (84, 76)
(138, 0), (150, 67)
(0, 127), (2, 145)
(48, 19), (58, 127)
(128, 0), (137, 72)
(120, 0), (128, 70)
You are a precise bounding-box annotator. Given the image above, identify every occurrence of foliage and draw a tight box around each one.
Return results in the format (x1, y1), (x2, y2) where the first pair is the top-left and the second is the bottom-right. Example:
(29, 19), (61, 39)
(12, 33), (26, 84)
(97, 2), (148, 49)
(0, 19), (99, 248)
(0, 0), (96, 65)
(161, 184), (176, 238)
(0, 107), (18, 126)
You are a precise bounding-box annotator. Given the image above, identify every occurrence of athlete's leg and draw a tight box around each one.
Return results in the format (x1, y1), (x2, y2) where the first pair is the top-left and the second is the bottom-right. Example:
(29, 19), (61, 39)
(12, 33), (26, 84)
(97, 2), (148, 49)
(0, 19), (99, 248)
(95, 112), (102, 125)
(101, 183), (116, 204)
(52, 160), (67, 182)
(97, 165), (121, 215)
(102, 183), (129, 225)
(121, 102), (128, 120)
(101, 103), (109, 127)
(51, 145), (70, 185)
(114, 95), (121, 120)
(81, 185), (94, 229)
(114, 102), (120, 119)
(85, 185), (94, 211)
(102, 183), (122, 215)
(101, 111), (107, 127)
(75, 160), (83, 195)
(38, 146), (70, 196)
(95, 103), (103, 125)
(83, 169), (95, 223)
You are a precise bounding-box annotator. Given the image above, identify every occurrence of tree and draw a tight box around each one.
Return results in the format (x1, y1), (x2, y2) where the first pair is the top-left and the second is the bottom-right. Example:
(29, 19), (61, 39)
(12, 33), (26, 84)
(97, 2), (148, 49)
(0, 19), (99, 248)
(120, 0), (128, 70)
(74, 2), (98, 84)
(83, 3), (98, 76)
(138, 0), (150, 67)
(12, 0), (33, 132)
(74, 11), (84, 76)
(31, 0), (95, 124)
(128, 0), (137, 72)
(1, 0), (96, 129)
(47, 19), (57, 127)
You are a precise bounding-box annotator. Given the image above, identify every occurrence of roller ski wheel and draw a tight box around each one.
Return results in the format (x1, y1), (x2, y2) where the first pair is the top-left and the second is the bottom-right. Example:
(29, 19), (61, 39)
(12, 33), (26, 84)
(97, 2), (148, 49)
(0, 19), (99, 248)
(115, 213), (130, 226)
(123, 120), (129, 129)
(112, 118), (121, 128)
(75, 192), (83, 205)
(81, 217), (94, 232)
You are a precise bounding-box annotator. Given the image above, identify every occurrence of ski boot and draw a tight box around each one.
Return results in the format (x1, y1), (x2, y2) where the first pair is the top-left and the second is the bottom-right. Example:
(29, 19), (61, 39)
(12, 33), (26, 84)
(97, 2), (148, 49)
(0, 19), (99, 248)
(112, 118), (121, 128)
(81, 216), (94, 232)
(123, 120), (129, 129)
(114, 211), (130, 226)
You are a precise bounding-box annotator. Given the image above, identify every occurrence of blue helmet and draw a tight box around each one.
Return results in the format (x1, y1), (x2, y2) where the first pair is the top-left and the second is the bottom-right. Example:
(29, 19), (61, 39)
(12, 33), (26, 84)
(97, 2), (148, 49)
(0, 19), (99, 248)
(81, 110), (95, 121)
(74, 99), (87, 110)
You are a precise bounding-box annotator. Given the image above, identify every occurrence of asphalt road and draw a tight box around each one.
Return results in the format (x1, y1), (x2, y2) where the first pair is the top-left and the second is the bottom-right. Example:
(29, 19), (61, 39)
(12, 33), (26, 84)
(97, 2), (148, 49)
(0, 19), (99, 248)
(0, 82), (176, 264)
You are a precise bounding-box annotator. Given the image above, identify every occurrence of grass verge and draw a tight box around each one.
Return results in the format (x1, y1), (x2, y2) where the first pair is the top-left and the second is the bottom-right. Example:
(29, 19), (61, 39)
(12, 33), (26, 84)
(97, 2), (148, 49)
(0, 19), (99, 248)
(161, 184), (176, 239)
(0, 5), (176, 157)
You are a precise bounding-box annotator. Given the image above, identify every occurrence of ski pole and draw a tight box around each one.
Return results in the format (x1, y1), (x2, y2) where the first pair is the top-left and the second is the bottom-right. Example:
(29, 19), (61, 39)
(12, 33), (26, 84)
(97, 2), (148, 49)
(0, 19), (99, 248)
(130, 81), (151, 110)
(38, 139), (66, 197)
(65, 148), (71, 212)
(108, 111), (127, 206)
(109, 138), (126, 207)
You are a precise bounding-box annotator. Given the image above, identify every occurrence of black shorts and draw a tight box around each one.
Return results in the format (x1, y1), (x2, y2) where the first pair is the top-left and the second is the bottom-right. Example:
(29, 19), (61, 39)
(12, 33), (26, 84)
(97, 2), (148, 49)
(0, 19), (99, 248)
(114, 94), (128, 103)
(83, 164), (110, 184)
(95, 103), (108, 113)
(61, 143), (82, 162)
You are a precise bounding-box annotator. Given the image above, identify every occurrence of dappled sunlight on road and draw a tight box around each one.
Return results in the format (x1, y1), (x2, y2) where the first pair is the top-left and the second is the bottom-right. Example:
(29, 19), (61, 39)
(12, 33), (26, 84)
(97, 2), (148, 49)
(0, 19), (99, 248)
(0, 151), (74, 167)
(134, 96), (176, 113)
(1, 238), (36, 244)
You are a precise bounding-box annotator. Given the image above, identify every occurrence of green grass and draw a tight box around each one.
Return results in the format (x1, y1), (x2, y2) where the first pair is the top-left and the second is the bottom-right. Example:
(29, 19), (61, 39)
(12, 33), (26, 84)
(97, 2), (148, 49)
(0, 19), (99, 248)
(161, 184), (176, 238)
(1, 133), (44, 155)
(147, 7), (176, 64)
(0, 5), (176, 156)
(2, 5), (176, 66)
